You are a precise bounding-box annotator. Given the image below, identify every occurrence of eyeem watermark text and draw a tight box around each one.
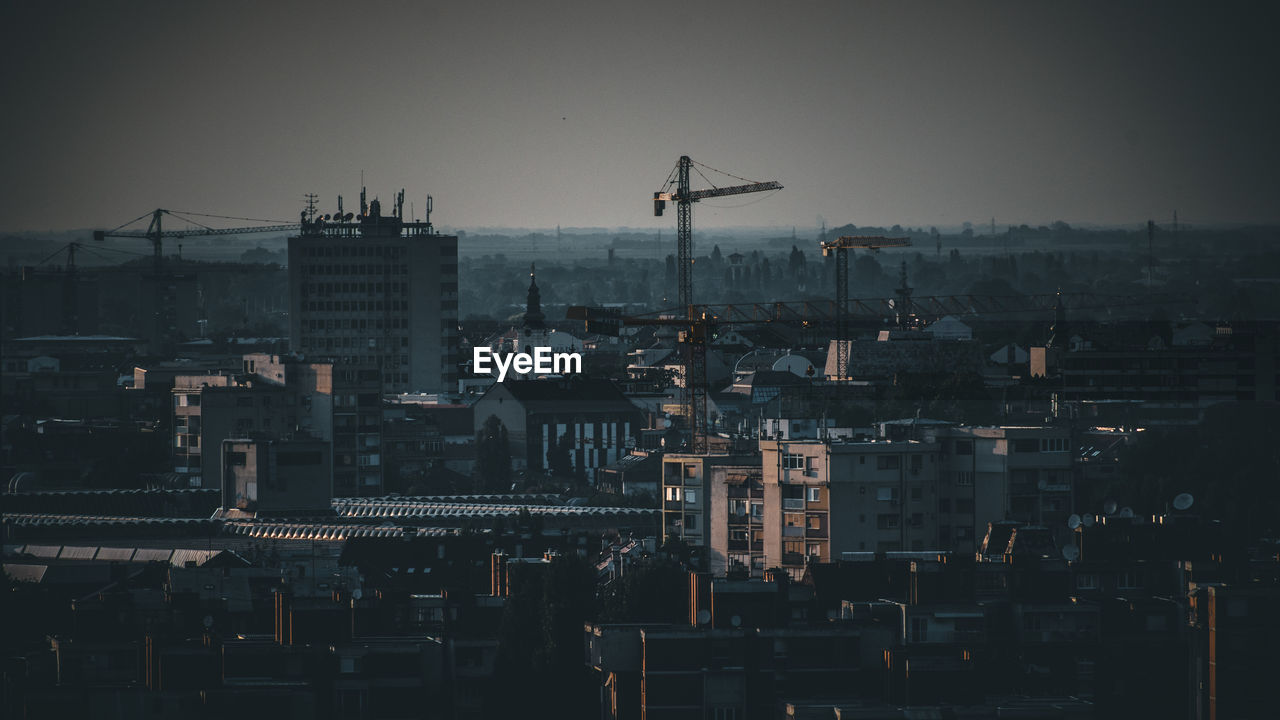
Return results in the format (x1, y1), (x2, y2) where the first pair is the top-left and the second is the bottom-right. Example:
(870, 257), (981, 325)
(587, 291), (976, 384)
(473, 347), (582, 382)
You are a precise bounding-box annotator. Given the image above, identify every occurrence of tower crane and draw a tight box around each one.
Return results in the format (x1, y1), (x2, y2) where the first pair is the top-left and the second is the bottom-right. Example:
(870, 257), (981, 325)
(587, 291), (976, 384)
(820, 236), (910, 380)
(93, 208), (301, 354)
(653, 156), (782, 315)
(652, 156), (781, 451)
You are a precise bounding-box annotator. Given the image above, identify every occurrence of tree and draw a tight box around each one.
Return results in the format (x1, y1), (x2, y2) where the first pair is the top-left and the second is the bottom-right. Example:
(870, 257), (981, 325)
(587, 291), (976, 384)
(475, 415), (512, 491)
(546, 433), (574, 479)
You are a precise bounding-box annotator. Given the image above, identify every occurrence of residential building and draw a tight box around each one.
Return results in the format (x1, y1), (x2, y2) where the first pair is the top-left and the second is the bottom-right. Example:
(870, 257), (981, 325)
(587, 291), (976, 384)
(661, 453), (756, 563)
(760, 439), (939, 577)
(287, 191), (459, 395)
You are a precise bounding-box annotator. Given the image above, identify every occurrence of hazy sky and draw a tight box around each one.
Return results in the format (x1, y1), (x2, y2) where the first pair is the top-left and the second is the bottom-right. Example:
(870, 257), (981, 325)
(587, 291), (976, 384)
(3, 0), (1277, 233)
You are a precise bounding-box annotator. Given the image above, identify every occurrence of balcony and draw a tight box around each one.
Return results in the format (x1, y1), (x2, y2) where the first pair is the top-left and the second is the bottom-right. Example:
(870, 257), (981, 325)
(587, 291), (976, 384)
(783, 498), (805, 511)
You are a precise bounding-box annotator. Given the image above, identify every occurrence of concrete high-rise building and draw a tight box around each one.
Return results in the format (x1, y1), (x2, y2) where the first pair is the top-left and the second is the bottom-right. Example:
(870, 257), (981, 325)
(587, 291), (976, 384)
(288, 191), (459, 395)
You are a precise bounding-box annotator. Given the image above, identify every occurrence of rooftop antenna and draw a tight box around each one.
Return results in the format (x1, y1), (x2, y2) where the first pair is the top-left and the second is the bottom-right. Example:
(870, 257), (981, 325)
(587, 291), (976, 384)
(337, 195), (344, 218)
(304, 193), (319, 222)
(360, 172), (368, 217)
(424, 195), (433, 235)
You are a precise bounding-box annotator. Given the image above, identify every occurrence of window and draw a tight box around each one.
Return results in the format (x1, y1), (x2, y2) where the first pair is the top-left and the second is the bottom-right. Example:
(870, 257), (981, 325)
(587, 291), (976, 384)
(730, 499), (748, 517)
(684, 489), (697, 505)
(783, 453), (805, 470)
(1039, 437), (1068, 452)
(957, 471), (974, 486)
(955, 440), (973, 455)
(876, 487), (898, 502)
(664, 487), (681, 502)
(806, 544), (822, 557)
(876, 514), (899, 529)
(1013, 439), (1039, 453)
(806, 487), (821, 502)
(684, 514), (698, 530)
(910, 486), (923, 501)
(750, 502), (763, 518)
(877, 455), (900, 470)
(1076, 573), (1099, 590)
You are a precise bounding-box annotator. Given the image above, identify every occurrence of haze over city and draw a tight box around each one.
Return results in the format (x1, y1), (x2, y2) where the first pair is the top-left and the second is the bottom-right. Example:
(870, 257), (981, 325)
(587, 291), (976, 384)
(4, 3), (1280, 719)
(3, 0), (1278, 233)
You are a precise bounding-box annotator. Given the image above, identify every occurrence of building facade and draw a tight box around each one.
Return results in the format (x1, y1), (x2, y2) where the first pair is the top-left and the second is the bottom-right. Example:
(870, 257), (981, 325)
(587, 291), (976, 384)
(288, 193), (459, 396)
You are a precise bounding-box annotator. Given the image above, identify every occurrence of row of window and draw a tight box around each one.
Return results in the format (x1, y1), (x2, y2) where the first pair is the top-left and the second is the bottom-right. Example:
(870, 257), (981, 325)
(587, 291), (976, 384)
(304, 263), (408, 276)
(300, 245), (406, 259)
(304, 299), (411, 313)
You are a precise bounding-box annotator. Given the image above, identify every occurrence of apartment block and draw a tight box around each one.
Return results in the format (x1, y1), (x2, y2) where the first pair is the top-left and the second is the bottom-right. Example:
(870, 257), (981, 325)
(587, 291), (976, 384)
(287, 195), (459, 396)
(760, 439), (940, 578)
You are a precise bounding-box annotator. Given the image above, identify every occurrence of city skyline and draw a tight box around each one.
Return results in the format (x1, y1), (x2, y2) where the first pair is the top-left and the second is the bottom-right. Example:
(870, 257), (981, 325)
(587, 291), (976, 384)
(3, 0), (1279, 234)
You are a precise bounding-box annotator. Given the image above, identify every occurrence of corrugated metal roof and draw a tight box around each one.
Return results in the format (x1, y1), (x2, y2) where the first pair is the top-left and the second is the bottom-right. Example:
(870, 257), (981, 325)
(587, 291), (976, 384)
(95, 547), (136, 562)
(169, 549), (220, 567)
(58, 546), (98, 560)
(3, 563), (48, 582)
(132, 548), (173, 563)
(25, 544), (61, 558)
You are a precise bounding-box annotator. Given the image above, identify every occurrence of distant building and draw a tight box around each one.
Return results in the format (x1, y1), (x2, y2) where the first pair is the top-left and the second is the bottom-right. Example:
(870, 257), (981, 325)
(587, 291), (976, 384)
(287, 191), (459, 395)
(173, 353), (382, 496)
(471, 378), (644, 479)
(221, 435), (331, 516)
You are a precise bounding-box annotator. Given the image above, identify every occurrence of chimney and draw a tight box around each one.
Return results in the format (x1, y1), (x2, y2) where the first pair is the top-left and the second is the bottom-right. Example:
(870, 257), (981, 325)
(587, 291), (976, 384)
(490, 552), (508, 597)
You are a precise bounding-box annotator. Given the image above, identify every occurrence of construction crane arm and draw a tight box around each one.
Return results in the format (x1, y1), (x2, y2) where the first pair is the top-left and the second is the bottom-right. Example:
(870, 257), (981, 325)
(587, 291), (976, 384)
(93, 224), (300, 241)
(655, 180), (783, 204)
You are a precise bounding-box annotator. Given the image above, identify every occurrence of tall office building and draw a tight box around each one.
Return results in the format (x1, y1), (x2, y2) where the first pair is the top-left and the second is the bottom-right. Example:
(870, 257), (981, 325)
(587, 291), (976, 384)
(288, 189), (459, 395)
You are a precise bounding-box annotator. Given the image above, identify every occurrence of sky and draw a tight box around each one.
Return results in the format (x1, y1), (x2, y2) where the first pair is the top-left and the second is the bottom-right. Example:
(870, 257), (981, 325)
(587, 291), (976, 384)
(2, 0), (1278, 234)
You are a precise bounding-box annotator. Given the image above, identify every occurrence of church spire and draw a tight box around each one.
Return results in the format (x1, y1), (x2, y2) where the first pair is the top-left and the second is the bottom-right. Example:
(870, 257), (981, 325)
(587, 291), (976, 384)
(523, 262), (546, 330)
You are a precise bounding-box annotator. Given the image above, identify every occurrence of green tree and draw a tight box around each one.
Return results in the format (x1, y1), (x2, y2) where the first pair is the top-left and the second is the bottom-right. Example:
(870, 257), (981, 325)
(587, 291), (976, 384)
(546, 433), (574, 479)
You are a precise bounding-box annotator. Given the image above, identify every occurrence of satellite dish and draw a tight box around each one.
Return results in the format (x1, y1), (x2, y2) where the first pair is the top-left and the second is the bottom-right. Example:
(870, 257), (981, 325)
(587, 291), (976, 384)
(344, 212), (354, 221)
(1173, 493), (1195, 511)
(1067, 514), (1081, 530)
(202, 615), (213, 629)
(730, 614), (742, 628)
(352, 588), (363, 600)
(696, 609), (711, 626)
(1118, 507), (1134, 518)
(1061, 545), (1080, 562)
(1082, 514), (1095, 527)
(1103, 499), (1118, 515)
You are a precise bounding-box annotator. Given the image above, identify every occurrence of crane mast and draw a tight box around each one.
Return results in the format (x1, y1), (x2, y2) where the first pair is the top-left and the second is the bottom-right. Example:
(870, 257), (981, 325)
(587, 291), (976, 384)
(653, 156), (781, 452)
(93, 208), (302, 354)
(820, 236), (911, 381)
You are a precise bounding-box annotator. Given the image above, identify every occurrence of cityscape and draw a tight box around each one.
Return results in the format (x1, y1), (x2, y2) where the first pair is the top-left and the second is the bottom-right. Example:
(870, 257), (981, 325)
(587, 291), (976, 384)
(3, 2), (1279, 719)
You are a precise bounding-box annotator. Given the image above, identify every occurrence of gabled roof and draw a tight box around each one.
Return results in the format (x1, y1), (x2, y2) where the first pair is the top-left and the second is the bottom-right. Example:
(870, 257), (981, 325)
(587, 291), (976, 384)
(482, 378), (642, 415)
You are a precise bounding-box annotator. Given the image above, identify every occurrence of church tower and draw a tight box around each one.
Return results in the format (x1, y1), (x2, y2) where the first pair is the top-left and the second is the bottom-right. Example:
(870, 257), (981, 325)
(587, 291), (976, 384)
(523, 263), (546, 330)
